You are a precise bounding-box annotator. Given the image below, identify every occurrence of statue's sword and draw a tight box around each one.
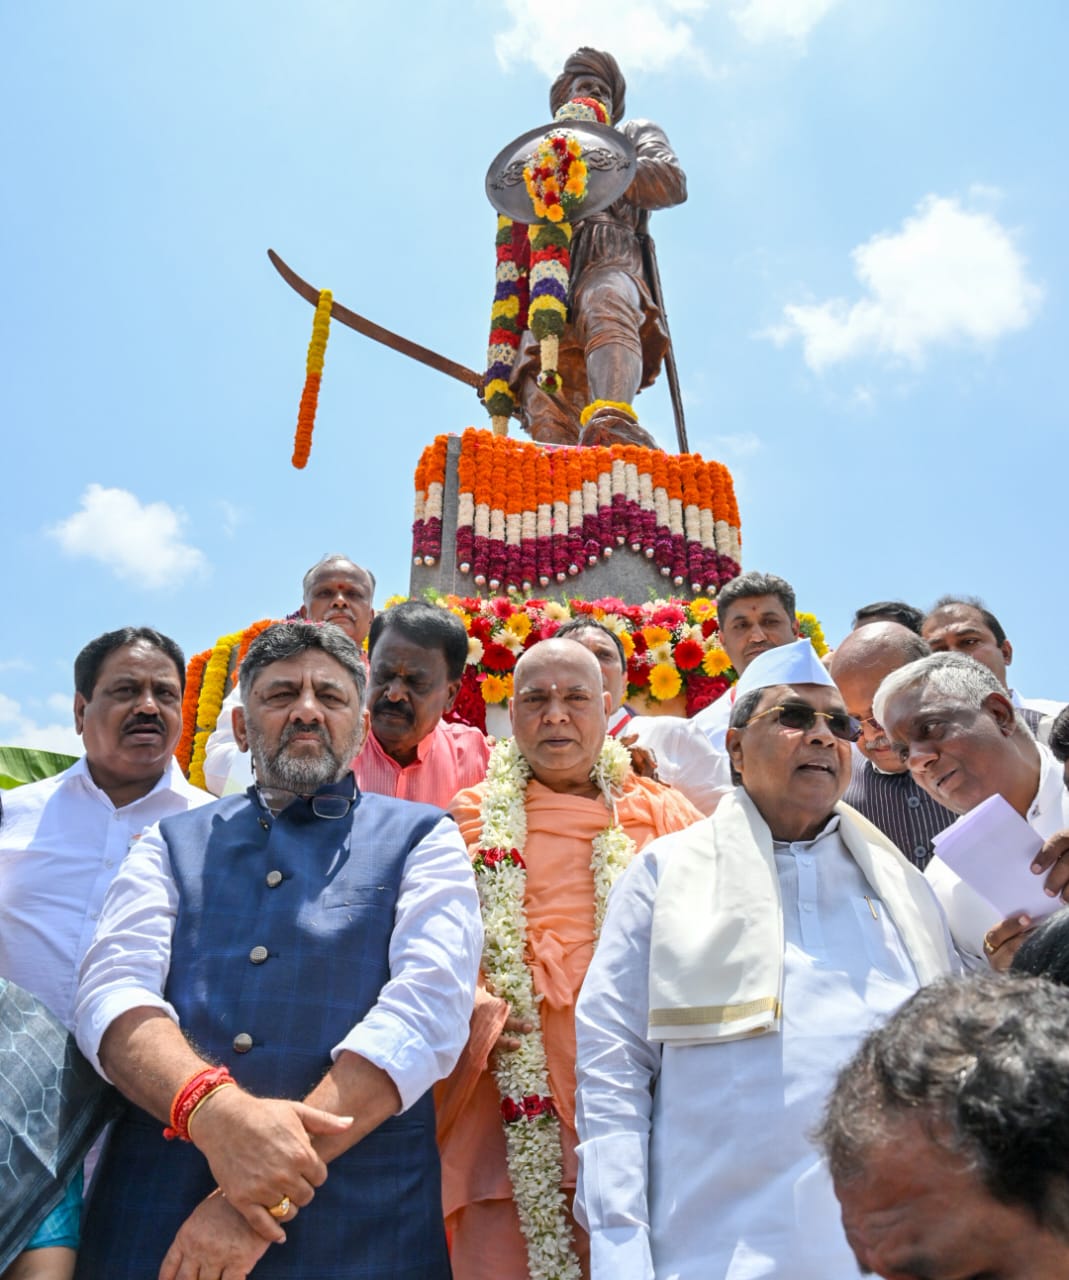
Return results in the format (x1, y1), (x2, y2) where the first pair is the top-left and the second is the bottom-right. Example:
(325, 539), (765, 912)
(267, 248), (488, 395)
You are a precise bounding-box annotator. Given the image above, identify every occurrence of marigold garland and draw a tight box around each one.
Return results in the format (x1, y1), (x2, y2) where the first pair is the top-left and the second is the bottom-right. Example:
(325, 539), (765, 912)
(474, 735), (634, 1280)
(483, 218), (530, 433)
(187, 628), (246, 789)
(292, 288), (332, 469)
(176, 650), (210, 773)
(413, 431), (743, 594)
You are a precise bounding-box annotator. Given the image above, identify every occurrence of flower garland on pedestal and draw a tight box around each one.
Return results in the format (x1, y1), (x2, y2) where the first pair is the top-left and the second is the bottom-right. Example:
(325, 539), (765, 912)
(474, 735), (635, 1280)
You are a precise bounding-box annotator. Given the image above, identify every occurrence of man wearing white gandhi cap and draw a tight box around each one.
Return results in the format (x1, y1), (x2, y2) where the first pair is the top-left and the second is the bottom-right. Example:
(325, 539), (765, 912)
(573, 638), (960, 1279)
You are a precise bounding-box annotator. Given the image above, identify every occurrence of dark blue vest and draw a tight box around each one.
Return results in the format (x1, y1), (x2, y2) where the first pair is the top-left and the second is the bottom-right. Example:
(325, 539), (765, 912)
(78, 786), (452, 1279)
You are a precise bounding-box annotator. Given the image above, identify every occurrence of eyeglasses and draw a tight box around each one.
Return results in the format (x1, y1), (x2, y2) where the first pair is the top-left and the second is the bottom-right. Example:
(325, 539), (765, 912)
(743, 703), (861, 742)
(256, 787), (356, 819)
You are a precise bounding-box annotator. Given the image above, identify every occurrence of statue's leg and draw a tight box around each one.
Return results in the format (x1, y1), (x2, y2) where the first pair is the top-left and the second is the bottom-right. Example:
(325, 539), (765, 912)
(574, 270), (661, 449)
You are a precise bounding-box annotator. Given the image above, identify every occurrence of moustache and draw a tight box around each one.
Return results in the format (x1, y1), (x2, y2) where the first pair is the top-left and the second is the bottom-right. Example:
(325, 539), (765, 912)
(123, 714), (166, 734)
(279, 721), (329, 747)
(373, 699), (413, 723)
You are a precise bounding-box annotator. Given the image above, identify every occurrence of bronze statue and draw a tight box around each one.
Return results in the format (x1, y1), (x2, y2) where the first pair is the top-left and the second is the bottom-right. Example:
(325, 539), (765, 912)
(509, 49), (687, 450)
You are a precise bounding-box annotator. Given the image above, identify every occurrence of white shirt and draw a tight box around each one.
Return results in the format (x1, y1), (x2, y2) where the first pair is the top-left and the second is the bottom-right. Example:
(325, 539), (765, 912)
(202, 684), (251, 797)
(927, 744), (1069, 960)
(74, 810), (482, 1111)
(575, 816), (943, 1280)
(1010, 688), (1066, 719)
(0, 757), (210, 1031)
(625, 714), (729, 815)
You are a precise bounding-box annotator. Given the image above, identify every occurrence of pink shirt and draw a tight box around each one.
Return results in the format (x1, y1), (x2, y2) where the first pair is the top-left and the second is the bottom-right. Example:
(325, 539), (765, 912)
(354, 720), (491, 810)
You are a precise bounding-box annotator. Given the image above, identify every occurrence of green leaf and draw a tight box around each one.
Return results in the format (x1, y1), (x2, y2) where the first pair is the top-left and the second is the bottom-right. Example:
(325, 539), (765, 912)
(0, 746), (79, 789)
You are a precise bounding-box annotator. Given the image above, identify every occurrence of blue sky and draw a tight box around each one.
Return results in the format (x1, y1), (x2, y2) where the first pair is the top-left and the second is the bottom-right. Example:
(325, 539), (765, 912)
(2, 0), (1066, 752)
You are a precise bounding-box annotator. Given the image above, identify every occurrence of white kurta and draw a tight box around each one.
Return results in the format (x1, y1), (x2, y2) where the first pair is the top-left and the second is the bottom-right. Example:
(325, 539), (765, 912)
(575, 816), (948, 1280)
(626, 713), (730, 815)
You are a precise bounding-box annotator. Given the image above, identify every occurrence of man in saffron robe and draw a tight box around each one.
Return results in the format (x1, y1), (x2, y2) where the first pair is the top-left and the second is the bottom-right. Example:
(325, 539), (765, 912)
(438, 639), (702, 1279)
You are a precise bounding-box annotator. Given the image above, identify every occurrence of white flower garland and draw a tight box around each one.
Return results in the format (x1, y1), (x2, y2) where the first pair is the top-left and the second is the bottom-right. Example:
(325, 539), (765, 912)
(474, 735), (636, 1280)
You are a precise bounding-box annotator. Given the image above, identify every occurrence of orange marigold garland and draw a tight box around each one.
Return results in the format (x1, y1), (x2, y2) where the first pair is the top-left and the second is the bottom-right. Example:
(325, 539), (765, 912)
(176, 650), (210, 774)
(292, 288), (332, 469)
(416, 434), (743, 594)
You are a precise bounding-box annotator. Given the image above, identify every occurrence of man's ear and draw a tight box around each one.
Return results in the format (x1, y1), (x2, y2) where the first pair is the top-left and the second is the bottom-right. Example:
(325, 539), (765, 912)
(508, 697), (515, 732)
(603, 690), (612, 718)
(1001, 639), (1014, 669)
(442, 677), (461, 716)
(73, 692), (87, 736)
(233, 704), (250, 753)
(298, 604), (310, 621)
(984, 691), (1017, 736)
(726, 726), (745, 776)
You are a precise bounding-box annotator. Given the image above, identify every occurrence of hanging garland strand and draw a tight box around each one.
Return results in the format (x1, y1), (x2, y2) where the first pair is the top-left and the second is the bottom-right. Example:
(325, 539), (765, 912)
(292, 288), (333, 469)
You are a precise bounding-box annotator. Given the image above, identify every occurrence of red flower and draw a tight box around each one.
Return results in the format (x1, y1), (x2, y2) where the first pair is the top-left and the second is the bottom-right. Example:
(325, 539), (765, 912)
(481, 641), (517, 672)
(490, 597), (515, 619)
(701, 616), (719, 638)
(628, 658), (651, 688)
(469, 616), (493, 642)
(672, 638), (705, 671)
(630, 632), (648, 655)
(652, 604), (686, 629)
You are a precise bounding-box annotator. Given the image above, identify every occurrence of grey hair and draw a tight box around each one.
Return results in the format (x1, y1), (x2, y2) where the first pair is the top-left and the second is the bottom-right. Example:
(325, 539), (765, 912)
(816, 973), (1069, 1242)
(873, 651), (1025, 731)
(239, 621), (367, 704)
(301, 555), (376, 602)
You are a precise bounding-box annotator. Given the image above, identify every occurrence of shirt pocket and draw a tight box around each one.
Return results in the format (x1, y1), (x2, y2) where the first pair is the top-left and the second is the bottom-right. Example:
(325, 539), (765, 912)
(851, 896), (914, 985)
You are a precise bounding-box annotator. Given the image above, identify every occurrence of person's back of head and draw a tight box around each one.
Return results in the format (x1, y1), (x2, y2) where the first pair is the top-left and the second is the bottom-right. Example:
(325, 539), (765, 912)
(851, 601), (924, 635)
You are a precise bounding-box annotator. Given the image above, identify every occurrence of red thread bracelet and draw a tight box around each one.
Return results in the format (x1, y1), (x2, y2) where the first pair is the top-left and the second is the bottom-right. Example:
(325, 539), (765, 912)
(163, 1066), (235, 1142)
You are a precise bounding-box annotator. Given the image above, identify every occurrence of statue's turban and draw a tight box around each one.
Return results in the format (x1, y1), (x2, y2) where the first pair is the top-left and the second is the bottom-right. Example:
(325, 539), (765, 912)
(550, 47), (626, 125)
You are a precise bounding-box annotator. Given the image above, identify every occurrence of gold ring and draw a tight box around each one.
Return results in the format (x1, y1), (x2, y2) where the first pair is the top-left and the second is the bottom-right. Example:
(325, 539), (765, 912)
(983, 935), (996, 956)
(267, 1195), (291, 1219)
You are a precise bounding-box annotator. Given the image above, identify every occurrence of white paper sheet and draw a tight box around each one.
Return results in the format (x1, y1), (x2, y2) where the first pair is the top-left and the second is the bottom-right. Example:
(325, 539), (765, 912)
(926, 794), (1059, 957)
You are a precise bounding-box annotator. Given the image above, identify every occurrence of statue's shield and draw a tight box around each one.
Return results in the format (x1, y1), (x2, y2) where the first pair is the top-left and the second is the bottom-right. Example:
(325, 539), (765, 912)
(485, 119), (637, 223)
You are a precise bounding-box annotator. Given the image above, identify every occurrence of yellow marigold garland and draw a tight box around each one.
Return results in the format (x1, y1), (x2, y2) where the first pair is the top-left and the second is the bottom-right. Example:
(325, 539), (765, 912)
(292, 288), (333, 469)
(579, 399), (638, 427)
(187, 628), (246, 789)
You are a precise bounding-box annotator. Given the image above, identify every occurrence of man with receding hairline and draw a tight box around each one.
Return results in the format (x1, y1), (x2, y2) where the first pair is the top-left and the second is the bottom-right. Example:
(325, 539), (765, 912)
(830, 622), (955, 868)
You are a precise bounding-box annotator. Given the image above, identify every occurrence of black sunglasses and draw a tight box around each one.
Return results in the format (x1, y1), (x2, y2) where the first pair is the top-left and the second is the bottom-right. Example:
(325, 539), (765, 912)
(743, 702), (861, 743)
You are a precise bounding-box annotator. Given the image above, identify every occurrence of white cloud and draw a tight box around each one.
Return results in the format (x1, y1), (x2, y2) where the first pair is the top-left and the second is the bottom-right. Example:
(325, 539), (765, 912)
(0, 693), (83, 756)
(218, 500), (243, 538)
(0, 658), (32, 674)
(730, 0), (843, 44)
(49, 484), (207, 589)
(773, 194), (1043, 372)
(494, 0), (710, 77)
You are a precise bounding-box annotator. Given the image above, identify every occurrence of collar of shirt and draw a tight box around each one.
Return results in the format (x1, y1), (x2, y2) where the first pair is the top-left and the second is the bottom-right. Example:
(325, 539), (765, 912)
(366, 721), (442, 773)
(1028, 744), (1069, 833)
(68, 754), (204, 813)
(608, 705), (634, 736)
(771, 812), (841, 852)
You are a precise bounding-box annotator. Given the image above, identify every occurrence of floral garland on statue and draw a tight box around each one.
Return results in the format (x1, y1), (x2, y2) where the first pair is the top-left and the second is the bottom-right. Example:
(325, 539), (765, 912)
(474, 734), (635, 1280)
(483, 218), (530, 434)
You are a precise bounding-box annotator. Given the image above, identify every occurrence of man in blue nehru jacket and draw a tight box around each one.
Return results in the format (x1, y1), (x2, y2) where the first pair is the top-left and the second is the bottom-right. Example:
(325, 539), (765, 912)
(73, 621), (482, 1279)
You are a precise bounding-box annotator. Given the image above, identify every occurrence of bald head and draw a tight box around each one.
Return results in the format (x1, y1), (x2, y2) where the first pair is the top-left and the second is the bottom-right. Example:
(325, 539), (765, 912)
(831, 623), (931, 774)
(510, 640), (610, 796)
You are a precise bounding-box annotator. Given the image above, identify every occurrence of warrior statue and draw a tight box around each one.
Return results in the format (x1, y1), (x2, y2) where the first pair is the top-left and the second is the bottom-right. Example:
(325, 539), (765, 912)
(507, 49), (687, 450)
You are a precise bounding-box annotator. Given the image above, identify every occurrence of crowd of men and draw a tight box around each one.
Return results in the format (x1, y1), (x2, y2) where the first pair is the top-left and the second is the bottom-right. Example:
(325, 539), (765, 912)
(2, 553), (1069, 1280)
